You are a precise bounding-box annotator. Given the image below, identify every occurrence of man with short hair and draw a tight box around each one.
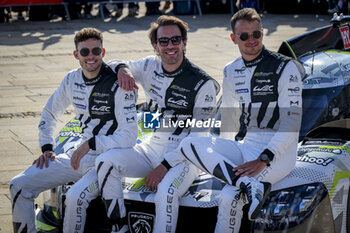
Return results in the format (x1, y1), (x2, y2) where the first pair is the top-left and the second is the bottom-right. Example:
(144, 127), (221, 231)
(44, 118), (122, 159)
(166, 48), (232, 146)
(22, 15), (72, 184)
(97, 15), (220, 233)
(10, 27), (138, 233)
(178, 8), (303, 232)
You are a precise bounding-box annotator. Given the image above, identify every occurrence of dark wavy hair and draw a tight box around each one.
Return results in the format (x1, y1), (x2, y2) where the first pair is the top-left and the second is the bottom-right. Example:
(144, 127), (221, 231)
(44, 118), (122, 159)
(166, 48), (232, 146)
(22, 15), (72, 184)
(74, 27), (103, 49)
(149, 15), (189, 45)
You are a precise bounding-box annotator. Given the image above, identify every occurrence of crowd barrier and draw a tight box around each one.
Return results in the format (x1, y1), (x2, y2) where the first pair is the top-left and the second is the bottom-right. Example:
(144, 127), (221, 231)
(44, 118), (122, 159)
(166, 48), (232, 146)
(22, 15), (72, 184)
(0, 0), (206, 21)
(0, 0), (71, 20)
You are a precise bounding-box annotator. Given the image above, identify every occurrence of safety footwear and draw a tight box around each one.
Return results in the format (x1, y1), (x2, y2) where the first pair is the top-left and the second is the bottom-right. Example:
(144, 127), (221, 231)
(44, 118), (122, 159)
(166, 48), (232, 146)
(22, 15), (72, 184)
(240, 180), (271, 220)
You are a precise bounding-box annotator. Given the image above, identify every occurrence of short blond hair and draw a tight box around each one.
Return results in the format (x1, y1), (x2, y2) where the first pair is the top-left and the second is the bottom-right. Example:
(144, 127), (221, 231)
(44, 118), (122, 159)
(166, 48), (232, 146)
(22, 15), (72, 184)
(230, 8), (262, 33)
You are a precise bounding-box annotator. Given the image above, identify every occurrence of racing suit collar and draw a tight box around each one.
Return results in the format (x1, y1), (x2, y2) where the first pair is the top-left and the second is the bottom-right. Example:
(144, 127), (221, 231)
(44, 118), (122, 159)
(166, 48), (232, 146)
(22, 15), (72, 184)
(162, 56), (189, 78)
(243, 46), (267, 68)
(82, 62), (107, 85)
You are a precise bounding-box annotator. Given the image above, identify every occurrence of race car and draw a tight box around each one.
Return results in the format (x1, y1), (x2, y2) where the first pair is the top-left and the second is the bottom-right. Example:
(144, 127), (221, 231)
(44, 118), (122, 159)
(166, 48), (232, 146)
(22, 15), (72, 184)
(36, 13), (350, 233)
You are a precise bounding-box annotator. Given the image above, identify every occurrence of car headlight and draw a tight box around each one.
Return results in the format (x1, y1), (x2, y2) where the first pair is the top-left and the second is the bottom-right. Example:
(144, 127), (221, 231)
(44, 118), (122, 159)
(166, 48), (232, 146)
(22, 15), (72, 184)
(253, 182), (334, 232)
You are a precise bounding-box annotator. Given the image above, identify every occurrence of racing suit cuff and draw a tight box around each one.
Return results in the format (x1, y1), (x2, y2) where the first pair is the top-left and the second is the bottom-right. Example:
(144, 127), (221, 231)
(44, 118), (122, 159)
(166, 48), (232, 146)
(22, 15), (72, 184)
(41, 144), (53, 153)
(114, 63), (128, 74)
(161, 159), (172, 170)
(88, 137), (96, 151)
(261, 149), (275, 161)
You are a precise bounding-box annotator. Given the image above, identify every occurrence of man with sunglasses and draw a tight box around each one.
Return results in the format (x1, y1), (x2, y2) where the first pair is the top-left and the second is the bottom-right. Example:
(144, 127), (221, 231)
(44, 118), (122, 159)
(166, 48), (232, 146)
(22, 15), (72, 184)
(177, 8), (304, 232)
(9, 27), (138, 233)
(96, 15), (219, 233)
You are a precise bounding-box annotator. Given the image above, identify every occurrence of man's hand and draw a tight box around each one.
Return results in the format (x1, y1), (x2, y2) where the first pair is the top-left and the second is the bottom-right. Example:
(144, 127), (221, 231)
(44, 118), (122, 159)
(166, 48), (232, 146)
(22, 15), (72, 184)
(146, 164), (168, 190)
(232, 158), (267, 177)
(70, 141), (90, 170)
(118, 67), (139, 91)
(33, 151), (56, 169)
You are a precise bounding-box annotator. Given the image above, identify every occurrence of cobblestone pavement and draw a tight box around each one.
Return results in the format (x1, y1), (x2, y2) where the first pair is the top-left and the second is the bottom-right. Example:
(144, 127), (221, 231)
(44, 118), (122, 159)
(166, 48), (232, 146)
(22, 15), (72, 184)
(0, 5), (329, 232)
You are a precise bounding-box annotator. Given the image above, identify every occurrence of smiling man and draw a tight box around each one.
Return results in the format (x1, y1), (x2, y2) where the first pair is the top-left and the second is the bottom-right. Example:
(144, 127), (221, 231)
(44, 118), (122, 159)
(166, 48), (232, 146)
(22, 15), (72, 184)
(9, 27), (138, 233)
(96, 16), (220, 233)
(177, 8), (304, 232)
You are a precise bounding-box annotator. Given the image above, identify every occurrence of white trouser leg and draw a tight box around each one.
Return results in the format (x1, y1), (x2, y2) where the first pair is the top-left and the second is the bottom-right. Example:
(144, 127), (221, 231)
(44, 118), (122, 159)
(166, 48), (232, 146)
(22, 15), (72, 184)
(10, 153), (82, 233)
(63, 168), (99, 233)
(95, 146), (153, 221)
(153, 161), (200, 233)
(179, 136), (295, 185)
(179, 136), (296, 231)
(215, 185), (246, 233)
(179, 136), (243, 185)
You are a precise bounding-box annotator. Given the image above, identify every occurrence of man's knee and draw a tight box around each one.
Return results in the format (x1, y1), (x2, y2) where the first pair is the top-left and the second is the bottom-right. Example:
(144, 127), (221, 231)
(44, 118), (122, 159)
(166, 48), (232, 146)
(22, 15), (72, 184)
(95, 150), (117, 172)
(178, 137), (196, 160)
(179, 136), (193, 150)
(96, 152), (108, 167)
(10, 175), (27, 198)
(9, 176), (20, 191)
(96, 155), (111, 177)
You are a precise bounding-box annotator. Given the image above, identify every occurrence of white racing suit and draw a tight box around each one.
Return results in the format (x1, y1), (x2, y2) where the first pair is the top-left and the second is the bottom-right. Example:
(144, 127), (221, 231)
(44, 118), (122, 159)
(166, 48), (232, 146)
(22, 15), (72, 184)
(96, 56), (219, 232)
(178, 48), (304, 232)
(9, 63), (138, 233)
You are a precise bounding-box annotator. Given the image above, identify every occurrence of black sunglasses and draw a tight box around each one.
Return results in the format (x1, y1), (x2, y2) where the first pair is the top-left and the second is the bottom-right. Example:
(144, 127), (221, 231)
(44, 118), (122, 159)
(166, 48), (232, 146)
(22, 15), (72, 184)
(236, 30), (262, 41)
(157, 36), (182, 47)
(78, 47), (103, 57)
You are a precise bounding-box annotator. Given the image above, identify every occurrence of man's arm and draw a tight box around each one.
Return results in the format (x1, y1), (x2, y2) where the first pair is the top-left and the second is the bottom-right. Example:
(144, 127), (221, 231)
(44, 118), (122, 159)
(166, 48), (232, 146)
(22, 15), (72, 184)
(71, 88), (138, 170)
(220, 66), (240, 140)
(233, 61), (303, 178)
(36, 74), (72, 168)
(117, 66), (139, 90)
(107, 58), (149, 90)
(38, 74), (72, 149)
(264, 60), (303, 161)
